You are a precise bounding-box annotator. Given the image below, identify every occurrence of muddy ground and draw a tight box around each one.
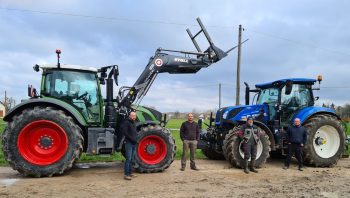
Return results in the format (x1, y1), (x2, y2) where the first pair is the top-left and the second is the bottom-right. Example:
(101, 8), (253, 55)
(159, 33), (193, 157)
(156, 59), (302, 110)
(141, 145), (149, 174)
(0, 158), (349, 198)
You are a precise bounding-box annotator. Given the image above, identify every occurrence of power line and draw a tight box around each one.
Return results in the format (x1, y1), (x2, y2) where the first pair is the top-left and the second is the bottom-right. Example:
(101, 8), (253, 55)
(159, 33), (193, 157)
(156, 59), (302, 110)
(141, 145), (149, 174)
(0, 7), (218, 28)
(153, 84), (218, 90)
(1, 7), (350, 57)
(247, 28), (350, 57)
(320, 87), (350, 89)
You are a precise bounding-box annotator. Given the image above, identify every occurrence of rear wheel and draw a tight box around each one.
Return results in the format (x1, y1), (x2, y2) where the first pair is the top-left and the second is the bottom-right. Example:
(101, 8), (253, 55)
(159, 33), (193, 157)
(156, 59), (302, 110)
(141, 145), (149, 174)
(303, 114), (345, 166)
(223, 126), (270, 168)
(134, 125), (176, 173)
(2, 106), (83, 177)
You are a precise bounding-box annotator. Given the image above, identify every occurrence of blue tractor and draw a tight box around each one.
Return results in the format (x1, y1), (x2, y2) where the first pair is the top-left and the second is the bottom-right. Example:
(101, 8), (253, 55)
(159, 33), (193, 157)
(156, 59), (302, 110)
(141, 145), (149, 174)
(198, 77), (346, 168)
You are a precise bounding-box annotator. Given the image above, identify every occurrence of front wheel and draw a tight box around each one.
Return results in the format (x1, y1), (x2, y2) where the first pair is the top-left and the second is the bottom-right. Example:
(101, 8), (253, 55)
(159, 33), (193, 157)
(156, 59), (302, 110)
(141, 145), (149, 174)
(134, 125), (176, 173)
(223, 126), (270, 168)
(303, 114), (345, 166)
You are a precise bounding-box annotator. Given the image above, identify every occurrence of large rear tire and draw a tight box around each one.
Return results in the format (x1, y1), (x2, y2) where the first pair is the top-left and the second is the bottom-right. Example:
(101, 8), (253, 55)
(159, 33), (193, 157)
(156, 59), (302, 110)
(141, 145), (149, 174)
(134, 125), (176, 173)
(303, 114), (345, 167)
(223, 126), (270, 168)
(201, 148), (225, 160)
(2, 106), (83, 177)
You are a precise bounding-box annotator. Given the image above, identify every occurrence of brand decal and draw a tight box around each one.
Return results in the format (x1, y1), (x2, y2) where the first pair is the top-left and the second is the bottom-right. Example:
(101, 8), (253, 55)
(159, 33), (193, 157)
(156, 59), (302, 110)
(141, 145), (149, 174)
(174, 58), (188, 63)
(155, 58), (163, 67)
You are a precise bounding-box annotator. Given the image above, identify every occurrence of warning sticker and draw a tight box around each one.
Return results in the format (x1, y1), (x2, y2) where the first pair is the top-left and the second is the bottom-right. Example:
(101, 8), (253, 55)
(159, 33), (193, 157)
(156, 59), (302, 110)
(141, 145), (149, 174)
(154, 58), (163, 67)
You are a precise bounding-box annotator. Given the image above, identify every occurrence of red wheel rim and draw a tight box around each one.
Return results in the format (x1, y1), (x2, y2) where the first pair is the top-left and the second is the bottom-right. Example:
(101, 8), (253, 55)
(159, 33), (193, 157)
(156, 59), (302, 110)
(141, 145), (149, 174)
(138, 135), (167, 165)
(17, 120), (68, 166)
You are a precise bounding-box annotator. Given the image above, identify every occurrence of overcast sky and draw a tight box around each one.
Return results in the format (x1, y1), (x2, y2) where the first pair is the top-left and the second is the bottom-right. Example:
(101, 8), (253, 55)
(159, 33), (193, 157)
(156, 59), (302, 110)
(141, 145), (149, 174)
(0, 0), (349, 112)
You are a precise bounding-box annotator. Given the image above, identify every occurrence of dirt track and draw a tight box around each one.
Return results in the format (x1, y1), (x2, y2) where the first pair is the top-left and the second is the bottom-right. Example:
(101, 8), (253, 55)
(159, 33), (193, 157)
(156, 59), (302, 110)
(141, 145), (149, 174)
(0, 158), (349, 198)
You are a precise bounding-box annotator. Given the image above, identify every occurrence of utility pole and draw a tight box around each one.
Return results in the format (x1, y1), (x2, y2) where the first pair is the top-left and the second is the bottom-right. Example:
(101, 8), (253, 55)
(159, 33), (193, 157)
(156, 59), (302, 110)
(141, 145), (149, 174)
(219, 83), (221, 108)
(236, 25), (243, 105)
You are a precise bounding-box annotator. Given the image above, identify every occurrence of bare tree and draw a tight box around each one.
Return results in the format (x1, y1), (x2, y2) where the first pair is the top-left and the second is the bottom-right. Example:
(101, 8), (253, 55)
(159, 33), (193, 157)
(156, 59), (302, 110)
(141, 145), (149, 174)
(0, 91), (16, 112)
(174, 110), (180, 119)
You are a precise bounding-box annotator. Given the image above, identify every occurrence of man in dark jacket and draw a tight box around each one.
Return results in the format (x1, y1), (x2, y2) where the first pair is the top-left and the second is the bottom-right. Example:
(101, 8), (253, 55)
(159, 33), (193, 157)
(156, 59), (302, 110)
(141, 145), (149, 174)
(120, 111), (138, 180)
(180, 113), (200, 171)
(283, 118), (308, 171)
(238, 116), (262, 174)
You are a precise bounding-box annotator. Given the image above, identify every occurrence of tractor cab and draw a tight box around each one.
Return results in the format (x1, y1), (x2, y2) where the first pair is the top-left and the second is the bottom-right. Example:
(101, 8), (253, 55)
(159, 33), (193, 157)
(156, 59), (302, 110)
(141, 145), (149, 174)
(36, 64), (103, 124)
(255, 78), (317, 125)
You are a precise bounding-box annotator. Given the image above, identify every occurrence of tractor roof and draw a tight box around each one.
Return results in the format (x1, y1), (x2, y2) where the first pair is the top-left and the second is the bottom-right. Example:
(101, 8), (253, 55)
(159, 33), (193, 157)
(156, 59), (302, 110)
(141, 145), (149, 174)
(39, 64), (98, 72)
(255, 78), (316, 89)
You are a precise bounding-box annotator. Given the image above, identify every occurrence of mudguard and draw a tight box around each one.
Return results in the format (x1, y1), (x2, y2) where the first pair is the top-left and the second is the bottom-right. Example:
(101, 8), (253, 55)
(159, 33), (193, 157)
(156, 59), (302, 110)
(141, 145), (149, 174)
(3, 98), (87, 126)
(292, 106), (340, 124)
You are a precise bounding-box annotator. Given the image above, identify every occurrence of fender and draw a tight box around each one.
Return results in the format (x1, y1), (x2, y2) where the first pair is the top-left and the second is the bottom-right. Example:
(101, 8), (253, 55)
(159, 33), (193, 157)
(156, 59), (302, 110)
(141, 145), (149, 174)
(136, 121), (161, 131)
(293, 106), (340, 124)
(252, 120), (276, 151)
(3, 98), (88, 126)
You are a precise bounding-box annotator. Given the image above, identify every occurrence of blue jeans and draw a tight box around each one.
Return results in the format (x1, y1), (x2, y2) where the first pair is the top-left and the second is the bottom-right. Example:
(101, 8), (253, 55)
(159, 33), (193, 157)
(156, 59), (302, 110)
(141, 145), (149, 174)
(124, 141), (136, 176)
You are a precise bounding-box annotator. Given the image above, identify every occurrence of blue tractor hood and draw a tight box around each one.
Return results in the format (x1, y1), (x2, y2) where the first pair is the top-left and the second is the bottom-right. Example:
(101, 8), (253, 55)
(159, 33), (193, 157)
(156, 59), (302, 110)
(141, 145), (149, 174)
(215, 104), (268, 126)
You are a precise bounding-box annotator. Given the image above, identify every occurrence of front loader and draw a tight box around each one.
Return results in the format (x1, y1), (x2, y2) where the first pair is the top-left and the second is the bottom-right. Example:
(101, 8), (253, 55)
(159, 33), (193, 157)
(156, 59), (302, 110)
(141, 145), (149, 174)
(2, 18), (236, 177)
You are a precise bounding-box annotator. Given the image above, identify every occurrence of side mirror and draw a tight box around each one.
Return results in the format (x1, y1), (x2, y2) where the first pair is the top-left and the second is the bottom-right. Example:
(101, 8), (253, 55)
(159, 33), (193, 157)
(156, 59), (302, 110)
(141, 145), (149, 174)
(28, 85), (38, 98)
(33, 64), (40, 72)
(285, 80), (293, 95)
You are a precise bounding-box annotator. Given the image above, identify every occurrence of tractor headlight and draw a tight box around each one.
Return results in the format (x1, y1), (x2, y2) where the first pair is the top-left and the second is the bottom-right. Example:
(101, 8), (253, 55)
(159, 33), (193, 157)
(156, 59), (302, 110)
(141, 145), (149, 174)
(223, 108), (244, 120)
(222, 111), (229, 119)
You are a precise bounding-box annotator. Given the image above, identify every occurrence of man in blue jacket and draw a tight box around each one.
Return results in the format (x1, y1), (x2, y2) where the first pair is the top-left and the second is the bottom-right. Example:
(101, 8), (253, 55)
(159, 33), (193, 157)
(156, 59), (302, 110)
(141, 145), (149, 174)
(120, 111), (138, 180)
(283, 118), (308, 171)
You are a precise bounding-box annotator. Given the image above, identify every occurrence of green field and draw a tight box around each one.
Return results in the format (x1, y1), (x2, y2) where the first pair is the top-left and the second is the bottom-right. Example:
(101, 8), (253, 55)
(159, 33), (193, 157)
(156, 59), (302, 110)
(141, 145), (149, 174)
(0, 118), (207, 165)
(167, 119), (206, 159)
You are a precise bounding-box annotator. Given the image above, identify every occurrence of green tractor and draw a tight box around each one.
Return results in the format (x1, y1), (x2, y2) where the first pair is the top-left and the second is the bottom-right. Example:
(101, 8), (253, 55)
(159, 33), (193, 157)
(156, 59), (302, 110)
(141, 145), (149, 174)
(2, 18), (235, 177)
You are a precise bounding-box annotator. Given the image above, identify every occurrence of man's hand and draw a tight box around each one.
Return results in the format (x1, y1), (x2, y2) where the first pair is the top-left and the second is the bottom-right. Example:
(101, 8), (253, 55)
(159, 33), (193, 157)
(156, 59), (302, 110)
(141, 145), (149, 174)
(300, 144), (304, 147)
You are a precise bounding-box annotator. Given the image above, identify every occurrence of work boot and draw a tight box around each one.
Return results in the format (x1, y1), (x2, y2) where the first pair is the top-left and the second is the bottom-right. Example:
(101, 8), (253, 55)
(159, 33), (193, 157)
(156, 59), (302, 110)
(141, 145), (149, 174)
(124, 175), (132, 180)
(298, 167), (303, 171)
(130, 174), (137, 177)
(283, 166), (289, 170)
(191, 166), (200, 171)
(180, 166), (185, 171)
(250, 160), (258, 173)
(244, 160), (249, 174)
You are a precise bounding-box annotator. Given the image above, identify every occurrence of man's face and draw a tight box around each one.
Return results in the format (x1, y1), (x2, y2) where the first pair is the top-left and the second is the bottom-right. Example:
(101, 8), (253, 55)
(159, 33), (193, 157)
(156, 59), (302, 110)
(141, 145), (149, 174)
(294, 118), (300, 126)
(129, 112), (137, 121)
(188, 113), (194, 122)
(247, 119), (253, 126)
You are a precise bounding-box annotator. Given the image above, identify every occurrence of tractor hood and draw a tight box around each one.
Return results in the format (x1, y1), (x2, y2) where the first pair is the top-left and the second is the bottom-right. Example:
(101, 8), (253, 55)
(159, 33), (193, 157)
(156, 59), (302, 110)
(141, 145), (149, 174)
(215, 104), (268, 126)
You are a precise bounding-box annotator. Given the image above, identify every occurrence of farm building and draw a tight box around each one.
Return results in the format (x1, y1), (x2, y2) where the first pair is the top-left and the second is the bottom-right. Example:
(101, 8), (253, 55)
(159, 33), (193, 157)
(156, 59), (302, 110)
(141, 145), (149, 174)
(0, 103), (5, 118)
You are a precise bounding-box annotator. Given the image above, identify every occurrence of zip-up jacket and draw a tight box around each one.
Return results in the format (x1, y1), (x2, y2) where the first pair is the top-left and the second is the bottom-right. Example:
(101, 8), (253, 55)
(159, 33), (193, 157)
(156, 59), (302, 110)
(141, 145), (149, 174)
(180, 121), (200, 141)
(286, 125), (308, 145)
(120, 119), (138, 144)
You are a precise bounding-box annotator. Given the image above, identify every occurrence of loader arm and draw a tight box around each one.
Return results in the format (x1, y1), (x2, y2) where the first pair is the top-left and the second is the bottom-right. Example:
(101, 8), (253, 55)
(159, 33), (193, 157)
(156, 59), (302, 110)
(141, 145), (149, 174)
(118, 17), (244, 109)
(118, 49), (217, 107)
